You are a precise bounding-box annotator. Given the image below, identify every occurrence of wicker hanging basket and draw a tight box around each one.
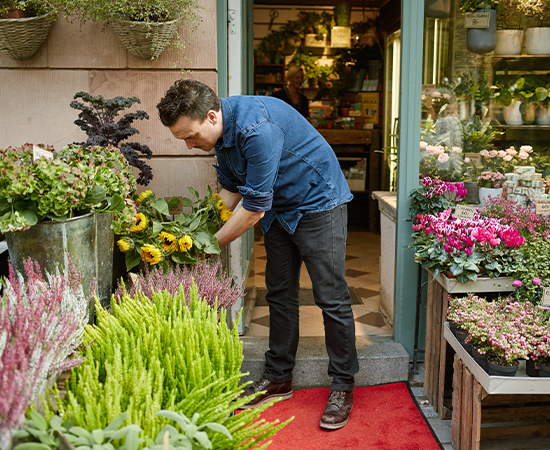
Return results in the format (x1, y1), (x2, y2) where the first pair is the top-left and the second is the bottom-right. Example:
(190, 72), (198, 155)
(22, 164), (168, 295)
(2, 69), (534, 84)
(0, 12), (55, 60)
(111, 19), (180, 60)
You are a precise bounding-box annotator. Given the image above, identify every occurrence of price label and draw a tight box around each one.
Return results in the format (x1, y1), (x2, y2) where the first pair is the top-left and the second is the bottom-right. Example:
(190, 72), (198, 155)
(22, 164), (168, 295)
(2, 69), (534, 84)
(535, 199), (550, 215)
(422, 84), (436, 96)
(32, 145), (53, 162)
(542, 287), (550, 307)
(465, 152), (482, 167)
(455, 204), (477, 219)
(165, 197), (183, 215)
(465, 12), (490, 29)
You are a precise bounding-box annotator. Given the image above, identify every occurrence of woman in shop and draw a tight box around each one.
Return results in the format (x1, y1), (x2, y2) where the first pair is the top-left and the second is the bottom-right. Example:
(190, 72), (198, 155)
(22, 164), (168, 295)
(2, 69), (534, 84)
(271, 66), (310, 119)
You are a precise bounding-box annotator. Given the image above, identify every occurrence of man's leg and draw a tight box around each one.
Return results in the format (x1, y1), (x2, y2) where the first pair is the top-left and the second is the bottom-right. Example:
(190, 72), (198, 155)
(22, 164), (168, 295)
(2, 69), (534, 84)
(293, 204), (358, 428)
(237, 219), (302, 409)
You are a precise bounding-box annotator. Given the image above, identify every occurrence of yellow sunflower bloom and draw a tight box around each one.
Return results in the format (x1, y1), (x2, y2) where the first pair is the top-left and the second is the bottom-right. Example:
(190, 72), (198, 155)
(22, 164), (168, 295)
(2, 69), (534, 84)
(220, 208), (233, 222)
(140, 244), (162, 265)
(137, 190), (153, 203)
(178, 234), (193, 252)
(116, 238), (131, 253)
(157, 231), (178, 253)
(130, 213), (148, 232)
(216, 199), (226, 210)
(212, 193), (220, 201)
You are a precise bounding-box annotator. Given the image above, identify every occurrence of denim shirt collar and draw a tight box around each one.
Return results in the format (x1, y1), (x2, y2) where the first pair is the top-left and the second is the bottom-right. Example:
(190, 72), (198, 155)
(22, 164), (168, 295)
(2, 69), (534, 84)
(218, 98), (236, 149)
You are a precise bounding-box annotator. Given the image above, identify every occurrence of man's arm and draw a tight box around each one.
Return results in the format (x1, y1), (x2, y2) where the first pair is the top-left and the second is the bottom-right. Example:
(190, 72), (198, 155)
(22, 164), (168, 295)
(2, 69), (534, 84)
(218, 188), (242, 211)
(214, 207), (264, 248)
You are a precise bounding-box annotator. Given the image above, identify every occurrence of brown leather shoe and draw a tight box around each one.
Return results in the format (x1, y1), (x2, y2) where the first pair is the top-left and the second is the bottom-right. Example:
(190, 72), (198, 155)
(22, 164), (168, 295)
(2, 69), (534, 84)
(237, 377), (293, 409)
(319, 390), (353, 430)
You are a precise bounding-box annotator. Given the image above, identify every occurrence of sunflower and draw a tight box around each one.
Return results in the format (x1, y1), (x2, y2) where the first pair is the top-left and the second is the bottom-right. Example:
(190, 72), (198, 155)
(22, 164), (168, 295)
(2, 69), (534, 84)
(140, 244), (162, 265)
(157, 231), (178, 253)
(178, 234), (193, 252)
(137, 190), (153, 203)
(116, 238), (131, 253)
(216, 199), (226, 210)
(130, 213), (148, 232)
(220, 208), (232, 222)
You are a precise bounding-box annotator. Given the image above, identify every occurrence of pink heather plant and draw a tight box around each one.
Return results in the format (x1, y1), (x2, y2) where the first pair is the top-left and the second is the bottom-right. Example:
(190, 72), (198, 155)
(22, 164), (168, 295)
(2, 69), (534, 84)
(477, 171), (505, 189)
(0, 258), (89, 445)
(114, 259), (244, 309)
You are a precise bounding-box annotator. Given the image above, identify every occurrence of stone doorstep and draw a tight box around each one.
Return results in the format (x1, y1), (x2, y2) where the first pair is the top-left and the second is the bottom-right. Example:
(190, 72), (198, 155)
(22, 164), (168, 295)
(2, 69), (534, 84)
(240, 335), (409, 389)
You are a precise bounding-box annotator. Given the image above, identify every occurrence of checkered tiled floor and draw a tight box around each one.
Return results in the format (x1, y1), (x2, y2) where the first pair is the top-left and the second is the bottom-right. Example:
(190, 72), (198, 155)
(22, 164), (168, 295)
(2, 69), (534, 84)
(244, 229), (391, 337)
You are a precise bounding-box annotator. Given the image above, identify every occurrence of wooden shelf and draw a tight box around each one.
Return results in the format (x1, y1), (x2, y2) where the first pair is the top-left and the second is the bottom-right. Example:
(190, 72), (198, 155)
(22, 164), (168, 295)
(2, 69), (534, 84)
(495, 124), (550, 130)
(254, 82), (283, 85)
(317, 129), (372, 145)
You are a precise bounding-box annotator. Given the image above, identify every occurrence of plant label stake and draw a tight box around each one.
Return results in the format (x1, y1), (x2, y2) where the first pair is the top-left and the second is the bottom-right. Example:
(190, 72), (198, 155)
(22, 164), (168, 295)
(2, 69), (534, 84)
(465, 152), (482, 167)
(455, 205), (477, 220)
(32, 145), (53, 162)
(542, 287), (550, 307)
(465, 12), (490, 28)
(535, 199), (550, 215)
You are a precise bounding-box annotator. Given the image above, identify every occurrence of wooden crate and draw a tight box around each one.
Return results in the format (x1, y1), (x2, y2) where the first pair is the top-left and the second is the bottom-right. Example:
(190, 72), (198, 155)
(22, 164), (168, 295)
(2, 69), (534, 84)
(424, 272), (515, 420)
(451, 354), (550, 450)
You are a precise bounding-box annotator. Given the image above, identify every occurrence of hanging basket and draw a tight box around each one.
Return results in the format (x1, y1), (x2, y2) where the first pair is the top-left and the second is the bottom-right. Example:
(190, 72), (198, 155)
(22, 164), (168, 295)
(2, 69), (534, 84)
(111, 18), (180, 59)
(0, 11), (55, 60)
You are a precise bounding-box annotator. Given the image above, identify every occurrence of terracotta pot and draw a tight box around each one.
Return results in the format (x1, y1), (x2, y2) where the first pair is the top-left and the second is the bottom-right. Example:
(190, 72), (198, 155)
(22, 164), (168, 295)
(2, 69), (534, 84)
(340, 108), (350, 117)
(2, 8), (25, 18)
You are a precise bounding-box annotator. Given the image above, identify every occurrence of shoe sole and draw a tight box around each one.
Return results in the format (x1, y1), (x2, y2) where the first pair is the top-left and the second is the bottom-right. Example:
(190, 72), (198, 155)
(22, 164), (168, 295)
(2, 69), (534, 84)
(319, 417), (349, 430)
(238, 391), (293, 410)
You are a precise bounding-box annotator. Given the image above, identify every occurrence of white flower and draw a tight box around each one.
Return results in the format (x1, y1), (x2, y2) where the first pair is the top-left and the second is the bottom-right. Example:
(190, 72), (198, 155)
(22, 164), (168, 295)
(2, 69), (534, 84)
(426, 145), (436, 154)
(438, 153), (450, 163)
(489, 150), (498, 158)
(434, 145), (445, 155)
(452, 146), (462, 153)
(432, 91), (441, 98)
(504, 155), (513, 162)
(520, 145), (533, 153)
(420, 141), (428, 150)
(518, 151), (529, 159)
(480, 149), (490, 157)
(464, 157), (471, 163)
(497, 150), (507, 158)
(506, 148), (517, 156)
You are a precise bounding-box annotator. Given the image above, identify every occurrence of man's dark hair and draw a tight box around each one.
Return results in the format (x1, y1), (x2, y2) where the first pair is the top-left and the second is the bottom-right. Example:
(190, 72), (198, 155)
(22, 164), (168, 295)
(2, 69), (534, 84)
(157, 79), (221, 127)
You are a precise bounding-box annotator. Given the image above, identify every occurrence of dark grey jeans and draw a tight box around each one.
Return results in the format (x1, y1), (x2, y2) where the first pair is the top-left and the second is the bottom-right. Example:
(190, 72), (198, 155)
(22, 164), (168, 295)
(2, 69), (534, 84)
(262, 203), (359, 391)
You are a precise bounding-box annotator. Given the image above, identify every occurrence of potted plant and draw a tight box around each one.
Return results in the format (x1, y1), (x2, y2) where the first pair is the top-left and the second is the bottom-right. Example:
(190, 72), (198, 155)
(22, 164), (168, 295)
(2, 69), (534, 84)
(460, 0), (501, 54)
(477, 170), (505, 206)
(0, 0), (57, 60)
(300, 11), (333, 47)
(493, 77), (526, 124)
(61, 0), (200, 60)
(517, 0), (550, 55)
(494, 0), (524, 55)
(0, 143), (135, 307)
(256, 28), (286, 64)
(533, 79), (550, 124)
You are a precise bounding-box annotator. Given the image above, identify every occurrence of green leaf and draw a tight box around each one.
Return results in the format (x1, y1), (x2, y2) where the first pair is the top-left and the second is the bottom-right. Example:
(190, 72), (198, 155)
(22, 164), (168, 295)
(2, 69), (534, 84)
(203, 423), (232, 440)
(125, 250), (142, 272)
(104, 412), (128, 433)
(49, 416), (64, 431)
(171, 252), (196, 265)
(30, 412), (48, 431)
(69, 427), (93, 441)
(152, 198), (169, 216)
(189, 216), (201, 231)
(11, 430), (30, 439)
(155, 411), (191, 430)
(166, 196), (180, 210)
(121, 429), (141, 450)
(181, 197), (194, 207)
(187, 187), (200, 200)
(109, 194), (125, 213)
(13, 444), (51, 450)
(85, 185), (106, 205)
(192, 431), (212, 449)
(194, 231), (220, 254)
(111, 425), (141, 441)
(449, 263), (463, 276)
(91, 430), (104, 444)
(152, 220), (163, 235)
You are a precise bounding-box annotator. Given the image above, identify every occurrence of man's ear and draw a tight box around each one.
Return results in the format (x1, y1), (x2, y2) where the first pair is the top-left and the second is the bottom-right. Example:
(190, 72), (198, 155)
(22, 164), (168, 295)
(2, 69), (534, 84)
(207, 110), (218, 125)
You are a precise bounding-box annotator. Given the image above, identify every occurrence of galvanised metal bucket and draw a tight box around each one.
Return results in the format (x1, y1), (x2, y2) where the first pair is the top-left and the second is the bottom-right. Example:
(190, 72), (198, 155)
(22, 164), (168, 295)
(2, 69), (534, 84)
(5, 212), (114, 314)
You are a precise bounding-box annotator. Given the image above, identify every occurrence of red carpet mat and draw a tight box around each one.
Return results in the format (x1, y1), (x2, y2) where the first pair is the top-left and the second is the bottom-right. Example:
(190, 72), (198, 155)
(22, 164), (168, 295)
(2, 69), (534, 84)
(257, 382), (442, 450)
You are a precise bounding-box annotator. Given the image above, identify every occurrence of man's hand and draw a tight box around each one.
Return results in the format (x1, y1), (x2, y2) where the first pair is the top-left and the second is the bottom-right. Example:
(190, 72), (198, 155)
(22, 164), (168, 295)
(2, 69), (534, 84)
(215, 207), (264, 248)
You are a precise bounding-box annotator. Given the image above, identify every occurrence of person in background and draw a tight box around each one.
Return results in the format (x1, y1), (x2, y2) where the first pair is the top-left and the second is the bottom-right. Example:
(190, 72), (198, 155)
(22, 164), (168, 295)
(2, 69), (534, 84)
(157, 79), (358, 431)
(272, 66), (310, 119)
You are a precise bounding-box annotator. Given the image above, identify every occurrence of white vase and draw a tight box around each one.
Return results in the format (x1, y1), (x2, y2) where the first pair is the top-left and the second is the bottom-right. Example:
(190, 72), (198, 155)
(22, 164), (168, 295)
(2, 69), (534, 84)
(525, 28), (550, 55)
(479, 187), (503, 207)
(494, 30), (524, 55)
(536, 105), (550, 125)
(503, 101), (523, 125)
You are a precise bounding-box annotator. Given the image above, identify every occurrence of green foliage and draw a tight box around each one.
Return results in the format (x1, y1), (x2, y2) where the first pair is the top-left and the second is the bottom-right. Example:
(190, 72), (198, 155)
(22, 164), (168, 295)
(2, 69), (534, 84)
(460, 0), (501, 12)
(462, 117), (502, 154)
(409, 185), (456, 218)
(53, 287), (290, 448)
(0, 0), (56, 17)
(0, 143), (135, 233)
(512, 237), (550, 304)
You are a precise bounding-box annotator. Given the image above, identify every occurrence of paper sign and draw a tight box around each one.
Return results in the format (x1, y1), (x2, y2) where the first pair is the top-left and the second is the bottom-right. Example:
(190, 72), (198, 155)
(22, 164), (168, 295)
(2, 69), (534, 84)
(455, 204), (477, 219)
(32, 145), (53, 162)
(536, 199), (550, 215)
(165, 197), (183, 215)
(465, 12), (490, 29)
(465, 152), (482, 167)
(422, 84), (436, 96)
(542, 287), (550, 307)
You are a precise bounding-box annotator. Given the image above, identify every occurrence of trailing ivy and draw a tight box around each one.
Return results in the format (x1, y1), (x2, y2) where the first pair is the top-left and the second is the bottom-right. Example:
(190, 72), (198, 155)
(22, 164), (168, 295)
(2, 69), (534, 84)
(52, 285), (291, 448)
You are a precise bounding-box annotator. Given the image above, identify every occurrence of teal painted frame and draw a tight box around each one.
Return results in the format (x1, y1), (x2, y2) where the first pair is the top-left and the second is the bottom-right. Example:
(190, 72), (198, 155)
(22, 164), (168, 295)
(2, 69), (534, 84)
(394, 0), (425, 358)
(216, 0), (228, 97)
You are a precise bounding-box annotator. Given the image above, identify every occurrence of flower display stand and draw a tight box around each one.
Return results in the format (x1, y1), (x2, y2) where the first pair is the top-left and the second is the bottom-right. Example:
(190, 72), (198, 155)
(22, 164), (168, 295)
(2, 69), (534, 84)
(445, 324), (550, 450)
(424, 271), (514, 419)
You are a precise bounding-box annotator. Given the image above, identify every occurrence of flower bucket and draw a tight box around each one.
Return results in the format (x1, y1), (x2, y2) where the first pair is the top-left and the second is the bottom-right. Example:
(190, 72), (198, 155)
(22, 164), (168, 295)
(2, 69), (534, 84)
(536, 105), (550, 125)
(479, 187), (503, 207)
(334, 2), (351, 26)
(503, 101), (522, 125)
(487, 359), (518, 377)
(5, 212), (114, 314)
(494, 30), (524, 56)
(466, 9), (496, 54)
(525, 27), (550, 55)
(463, 180), (479, 204)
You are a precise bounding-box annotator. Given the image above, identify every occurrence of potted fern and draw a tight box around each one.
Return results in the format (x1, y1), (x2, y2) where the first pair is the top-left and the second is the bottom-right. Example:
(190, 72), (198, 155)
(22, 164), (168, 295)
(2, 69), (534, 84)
(0, 0), (57, 60)
(62, 0), (200, 59)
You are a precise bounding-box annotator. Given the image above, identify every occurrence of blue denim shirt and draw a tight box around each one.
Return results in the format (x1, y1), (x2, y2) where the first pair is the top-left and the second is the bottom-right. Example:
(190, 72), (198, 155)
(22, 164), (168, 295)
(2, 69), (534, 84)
(214, 96), (353, 235)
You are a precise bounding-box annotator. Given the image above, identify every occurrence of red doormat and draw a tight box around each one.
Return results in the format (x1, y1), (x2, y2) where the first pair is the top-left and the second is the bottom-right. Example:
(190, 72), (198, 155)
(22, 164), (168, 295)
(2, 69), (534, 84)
(256, 382), (442, 450)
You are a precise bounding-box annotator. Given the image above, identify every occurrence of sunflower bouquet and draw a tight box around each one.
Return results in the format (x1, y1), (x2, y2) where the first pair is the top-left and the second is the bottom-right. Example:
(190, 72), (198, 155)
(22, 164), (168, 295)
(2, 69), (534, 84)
(116, 186), (231, 271)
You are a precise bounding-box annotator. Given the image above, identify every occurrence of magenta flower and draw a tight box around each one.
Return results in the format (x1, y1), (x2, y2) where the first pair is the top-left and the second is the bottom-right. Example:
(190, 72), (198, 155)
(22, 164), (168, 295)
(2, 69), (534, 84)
(533, 277), (541, 285)
(513, 280), (523, 287)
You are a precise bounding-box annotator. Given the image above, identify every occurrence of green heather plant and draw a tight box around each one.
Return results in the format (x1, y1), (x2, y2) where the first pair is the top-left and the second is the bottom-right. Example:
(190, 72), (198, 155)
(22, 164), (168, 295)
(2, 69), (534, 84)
(49, 288), (290, 448)
(0, 143), (135, 233)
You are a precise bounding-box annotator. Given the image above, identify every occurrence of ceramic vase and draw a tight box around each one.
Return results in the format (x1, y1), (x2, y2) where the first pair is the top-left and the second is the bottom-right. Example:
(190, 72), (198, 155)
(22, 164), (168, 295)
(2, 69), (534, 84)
(494, 30), (524, 55)
(487, 359), (518, 377)
(479, 187), (503, 207)
(536, 105), (550, 125)
(467, 9), (496, 54)
(503, 101), (523, 125)
(525, 28), (550, 55)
